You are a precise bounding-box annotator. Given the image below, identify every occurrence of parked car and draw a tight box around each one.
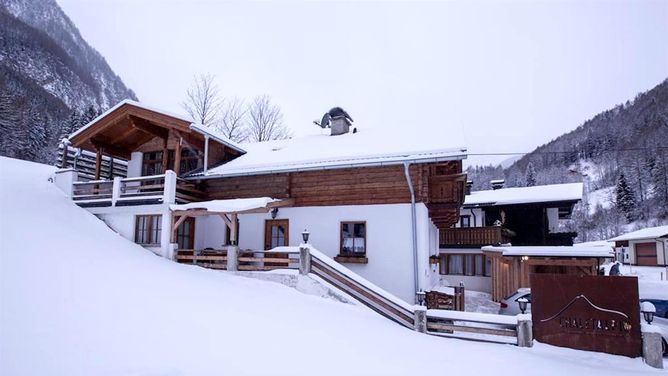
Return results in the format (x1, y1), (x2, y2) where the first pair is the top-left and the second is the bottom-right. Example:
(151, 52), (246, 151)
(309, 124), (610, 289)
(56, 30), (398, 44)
(499, 288), (531, 315)
(640, 299), (668, 319)
(652, 316), (668, 355)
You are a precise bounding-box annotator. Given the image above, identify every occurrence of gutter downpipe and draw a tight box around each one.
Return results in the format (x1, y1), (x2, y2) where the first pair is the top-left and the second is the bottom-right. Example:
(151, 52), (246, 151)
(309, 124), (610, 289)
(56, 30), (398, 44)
(403, 162), (419, 303)
(203, 135), (210, 174)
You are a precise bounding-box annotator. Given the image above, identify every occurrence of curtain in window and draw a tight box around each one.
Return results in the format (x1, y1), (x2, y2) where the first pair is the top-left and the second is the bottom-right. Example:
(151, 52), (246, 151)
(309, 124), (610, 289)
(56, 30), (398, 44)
(464, 255), (475, 276)
(448, 255), (463, 275)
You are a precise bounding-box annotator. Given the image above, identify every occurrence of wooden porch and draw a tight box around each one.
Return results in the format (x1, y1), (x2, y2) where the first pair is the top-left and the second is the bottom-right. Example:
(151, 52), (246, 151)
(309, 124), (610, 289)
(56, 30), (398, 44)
(439, 226), (511, 248)
(71, 170), (205, 206)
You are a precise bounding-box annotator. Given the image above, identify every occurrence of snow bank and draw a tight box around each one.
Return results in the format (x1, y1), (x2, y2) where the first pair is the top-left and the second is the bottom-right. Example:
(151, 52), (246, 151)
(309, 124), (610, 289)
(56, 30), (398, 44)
(0, 156), (656, 375)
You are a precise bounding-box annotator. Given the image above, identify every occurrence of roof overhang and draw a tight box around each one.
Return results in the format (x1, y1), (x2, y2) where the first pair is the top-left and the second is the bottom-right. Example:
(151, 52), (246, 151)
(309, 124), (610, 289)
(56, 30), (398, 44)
(170, 197), (294, 216)
(482, 245), (614, 258)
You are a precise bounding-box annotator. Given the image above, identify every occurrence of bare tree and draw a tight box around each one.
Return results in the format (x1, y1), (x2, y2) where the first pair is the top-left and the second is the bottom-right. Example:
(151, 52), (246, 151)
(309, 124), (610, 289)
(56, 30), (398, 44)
(181, 73), (221, 126)
(246, 95), (291, 142)
(214, 97), (248, 143)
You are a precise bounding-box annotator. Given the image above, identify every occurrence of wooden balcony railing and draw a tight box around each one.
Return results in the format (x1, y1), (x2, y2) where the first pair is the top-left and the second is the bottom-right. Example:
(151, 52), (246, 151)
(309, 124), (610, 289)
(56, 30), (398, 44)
(439, 226), (510, 248)
(70, 170), (204, 206)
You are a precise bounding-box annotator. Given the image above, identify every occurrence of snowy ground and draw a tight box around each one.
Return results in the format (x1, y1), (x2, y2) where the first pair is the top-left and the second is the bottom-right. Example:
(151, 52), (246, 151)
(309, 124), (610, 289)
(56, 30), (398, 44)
(0, 157), (664, 375)
(465, 290), (500, 314)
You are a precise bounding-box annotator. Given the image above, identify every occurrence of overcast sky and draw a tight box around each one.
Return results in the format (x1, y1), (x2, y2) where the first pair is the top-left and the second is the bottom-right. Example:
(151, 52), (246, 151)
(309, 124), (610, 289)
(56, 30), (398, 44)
(57, 0), (667, 166)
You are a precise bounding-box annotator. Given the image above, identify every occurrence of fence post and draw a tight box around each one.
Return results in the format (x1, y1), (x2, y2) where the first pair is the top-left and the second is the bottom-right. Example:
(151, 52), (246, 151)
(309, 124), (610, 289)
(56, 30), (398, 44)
(163, 170), (177, 204)
(299, 245), (311, 275)
(413, 306), (427, 333)
(641, 328), (664, 369)
(516, 316), (533, 347)
(227, 246), (238, 272)
(111, 176), (122, 206)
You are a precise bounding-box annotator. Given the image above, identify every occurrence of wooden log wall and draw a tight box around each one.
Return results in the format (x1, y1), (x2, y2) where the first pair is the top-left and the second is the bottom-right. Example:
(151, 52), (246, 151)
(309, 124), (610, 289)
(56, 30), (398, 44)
(203, 161), (465, 229)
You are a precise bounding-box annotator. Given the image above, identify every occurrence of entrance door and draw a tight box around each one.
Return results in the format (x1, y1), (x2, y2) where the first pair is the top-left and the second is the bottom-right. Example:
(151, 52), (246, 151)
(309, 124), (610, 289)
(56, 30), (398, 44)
(635, 242), (657, 266)
(265, 219), (289, 267)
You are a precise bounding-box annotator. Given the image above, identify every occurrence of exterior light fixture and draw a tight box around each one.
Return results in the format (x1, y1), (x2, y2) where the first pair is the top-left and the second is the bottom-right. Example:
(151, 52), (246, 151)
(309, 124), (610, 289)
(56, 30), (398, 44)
(270, 208), (278, 219)
(517, 297), (528, 314)
(521, 256), (529, 262)
(301, 229), (310, 244)
(641, 301), (656, 325)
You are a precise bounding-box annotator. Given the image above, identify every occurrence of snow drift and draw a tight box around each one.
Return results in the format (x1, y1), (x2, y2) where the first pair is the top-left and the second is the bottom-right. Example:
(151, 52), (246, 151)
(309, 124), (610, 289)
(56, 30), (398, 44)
(0, 157), (657, 375)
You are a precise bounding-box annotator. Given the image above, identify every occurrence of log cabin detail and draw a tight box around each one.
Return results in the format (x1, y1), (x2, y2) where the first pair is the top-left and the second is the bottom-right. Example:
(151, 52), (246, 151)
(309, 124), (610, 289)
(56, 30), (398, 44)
(54, 100), (468, 303)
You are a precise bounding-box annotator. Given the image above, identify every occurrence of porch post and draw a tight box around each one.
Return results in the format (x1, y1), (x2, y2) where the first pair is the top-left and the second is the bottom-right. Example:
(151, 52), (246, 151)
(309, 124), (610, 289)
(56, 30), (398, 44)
(160, 209), (174, 259)
(174, 136), (182, 176)
(163, 170), (177, 204)
(94, 148), (103, 180)
(111, 176), (122, 206)
(299, 245), (311, 275)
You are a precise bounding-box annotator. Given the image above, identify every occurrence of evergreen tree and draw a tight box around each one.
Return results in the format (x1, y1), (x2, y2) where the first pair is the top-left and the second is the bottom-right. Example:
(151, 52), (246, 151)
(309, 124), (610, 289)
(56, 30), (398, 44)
(615, 173), (636, 222)
(525, 162), (537, 187)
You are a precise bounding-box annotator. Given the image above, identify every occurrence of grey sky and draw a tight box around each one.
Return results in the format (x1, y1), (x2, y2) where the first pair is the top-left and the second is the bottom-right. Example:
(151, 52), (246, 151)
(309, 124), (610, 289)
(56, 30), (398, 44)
(57, 0), (668, 166)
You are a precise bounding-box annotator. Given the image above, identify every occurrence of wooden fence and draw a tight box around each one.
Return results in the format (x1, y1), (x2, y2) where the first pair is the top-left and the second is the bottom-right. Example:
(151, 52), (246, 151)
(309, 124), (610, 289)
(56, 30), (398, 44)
(57, 144), (127, 180)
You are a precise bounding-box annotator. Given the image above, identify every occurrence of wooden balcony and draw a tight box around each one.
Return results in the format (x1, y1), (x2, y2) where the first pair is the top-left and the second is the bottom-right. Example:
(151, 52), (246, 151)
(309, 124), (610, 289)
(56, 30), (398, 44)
(69, 170), (204, 207)
(439, 226), (510, 248)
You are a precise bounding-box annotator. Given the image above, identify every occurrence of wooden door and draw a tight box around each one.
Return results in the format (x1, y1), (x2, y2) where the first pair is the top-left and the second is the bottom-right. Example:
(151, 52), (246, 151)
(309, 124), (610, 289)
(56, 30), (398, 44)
(635, 242), (657, 266)
(264, 220), (289, 267)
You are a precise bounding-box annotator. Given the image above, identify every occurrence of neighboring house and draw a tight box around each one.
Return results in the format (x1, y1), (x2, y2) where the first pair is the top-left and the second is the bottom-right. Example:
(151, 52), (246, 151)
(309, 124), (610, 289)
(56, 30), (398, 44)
(609, 225), (668, 266)
(54, 100), (468, 303)
(438, 181), (585, 294)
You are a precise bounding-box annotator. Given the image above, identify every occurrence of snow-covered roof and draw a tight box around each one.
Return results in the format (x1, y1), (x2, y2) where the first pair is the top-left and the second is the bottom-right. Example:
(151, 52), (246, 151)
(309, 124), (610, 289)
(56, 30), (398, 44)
(573, 240), (615, 249)
(608, 225), (668, 242)
(170, 197), (281, 214)
(194, 128), (467, 178)
(464, 182), (583, 207)
(69, 99), (246, 154)
(482, 245), (614, 258)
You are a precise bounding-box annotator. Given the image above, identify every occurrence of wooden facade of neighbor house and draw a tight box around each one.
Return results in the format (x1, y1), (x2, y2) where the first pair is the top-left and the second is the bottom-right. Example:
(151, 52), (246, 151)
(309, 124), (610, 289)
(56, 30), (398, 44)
(609, 225), (668, 266)
(53, 99), (468, 304)
(437, 182), (584, 294)
(482, 246), (613, 302)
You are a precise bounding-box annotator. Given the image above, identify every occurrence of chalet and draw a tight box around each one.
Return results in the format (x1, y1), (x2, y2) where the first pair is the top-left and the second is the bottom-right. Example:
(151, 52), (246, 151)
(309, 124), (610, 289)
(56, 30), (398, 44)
(53, 100), (467, 304)
(609, 225), (668, 266)
(436, 181), (612, 300)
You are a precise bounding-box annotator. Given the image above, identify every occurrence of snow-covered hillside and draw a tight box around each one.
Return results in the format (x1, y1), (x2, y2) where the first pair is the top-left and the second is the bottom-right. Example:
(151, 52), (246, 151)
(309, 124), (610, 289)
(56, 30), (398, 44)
(0, 157), (657, 375)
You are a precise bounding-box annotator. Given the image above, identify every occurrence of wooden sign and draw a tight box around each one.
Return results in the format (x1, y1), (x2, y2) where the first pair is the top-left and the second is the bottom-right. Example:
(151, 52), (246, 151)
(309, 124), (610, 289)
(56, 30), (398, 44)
(530, 274), (642, 357)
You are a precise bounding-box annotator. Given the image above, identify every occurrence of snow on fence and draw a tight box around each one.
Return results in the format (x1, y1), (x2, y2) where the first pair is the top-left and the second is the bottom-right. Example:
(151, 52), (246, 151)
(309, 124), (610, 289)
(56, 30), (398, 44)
(176, 249), (300, 272)
(175, 244), (532, 346)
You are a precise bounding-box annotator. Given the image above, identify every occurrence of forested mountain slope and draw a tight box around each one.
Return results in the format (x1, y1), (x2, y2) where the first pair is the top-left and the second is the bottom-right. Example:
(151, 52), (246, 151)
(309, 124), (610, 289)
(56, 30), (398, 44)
(0, 0), (136, 162)
(468, 79), (668, 240)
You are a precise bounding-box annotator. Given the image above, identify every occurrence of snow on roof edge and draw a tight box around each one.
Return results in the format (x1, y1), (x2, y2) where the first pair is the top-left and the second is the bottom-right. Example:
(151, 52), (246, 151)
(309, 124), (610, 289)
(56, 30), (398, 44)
(189, 123), (246, 154)
(608, 225), (668, 242)
(188, 149), (467, 179)
(482, 245), (614, 258)
(464, 182), (583, 207)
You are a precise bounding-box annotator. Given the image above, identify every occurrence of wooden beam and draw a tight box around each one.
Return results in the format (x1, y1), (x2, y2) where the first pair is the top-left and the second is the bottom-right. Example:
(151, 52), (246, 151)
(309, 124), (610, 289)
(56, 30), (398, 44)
(172, 214), (190, 233)
(161, 136), (169, 173)
(219, 214), (232, 228)
(129, 115), (169, 140)
(94, 148), (103, 180)
(230, 213), (238, 245)
(90, 138), (131, 159)
(174, 135), (182, 176)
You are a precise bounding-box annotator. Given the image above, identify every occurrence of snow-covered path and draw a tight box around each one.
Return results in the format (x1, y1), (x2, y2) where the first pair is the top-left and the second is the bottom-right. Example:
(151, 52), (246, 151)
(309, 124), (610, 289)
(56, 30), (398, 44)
(0, 157), (662, 375)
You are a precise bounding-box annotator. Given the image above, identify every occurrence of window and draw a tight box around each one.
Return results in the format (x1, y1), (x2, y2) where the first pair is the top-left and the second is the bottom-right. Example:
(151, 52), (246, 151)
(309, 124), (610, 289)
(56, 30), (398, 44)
(167, 149), (200, 175)
(558, 206), (572, 219)
(135, 215), (162, 245)
(176, 217), (195, 249)
(340, 222), (366, 256)
(142, 152), (164, 176)
(440, 254), (488, 276)
(460, 215), (471, 228)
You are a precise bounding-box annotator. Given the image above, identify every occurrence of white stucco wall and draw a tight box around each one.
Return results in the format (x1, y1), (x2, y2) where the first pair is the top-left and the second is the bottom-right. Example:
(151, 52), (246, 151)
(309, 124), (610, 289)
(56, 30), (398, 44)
(228, 203), (433, 303)
(127, 152), (143, 178)
(439, 275), (491, 293)
(194, 216), (228, 250)
(89, 203), (172, 258)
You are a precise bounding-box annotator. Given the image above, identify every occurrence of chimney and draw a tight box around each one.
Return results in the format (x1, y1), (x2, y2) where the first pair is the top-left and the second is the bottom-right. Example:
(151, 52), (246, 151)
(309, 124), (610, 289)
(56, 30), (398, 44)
(490, 179), (505, 190)
(465, 180), (473, 195)
(330, 116), (351, 136)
